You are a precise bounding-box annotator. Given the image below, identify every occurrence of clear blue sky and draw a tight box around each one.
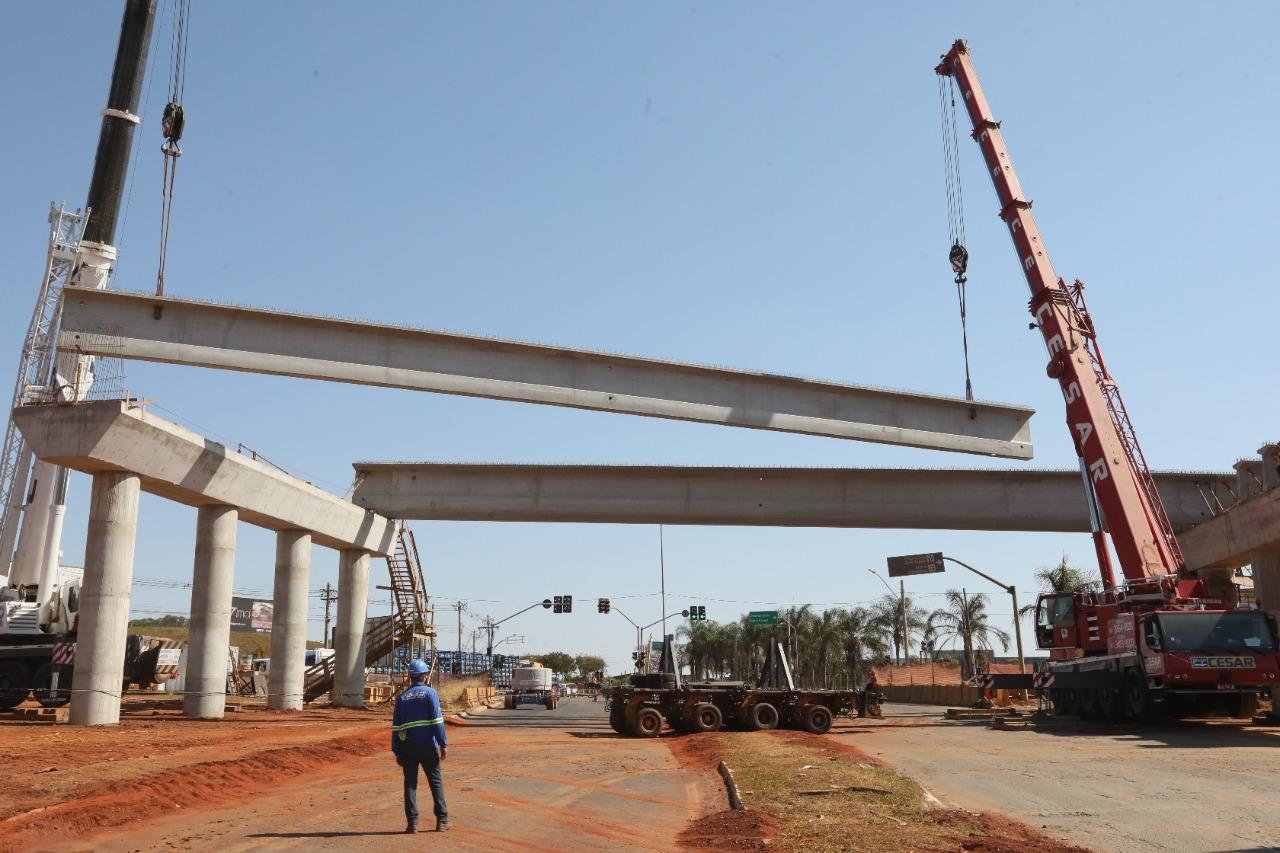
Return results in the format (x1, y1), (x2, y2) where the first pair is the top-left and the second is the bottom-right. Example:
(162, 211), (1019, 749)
(3, 2), (1277, 671)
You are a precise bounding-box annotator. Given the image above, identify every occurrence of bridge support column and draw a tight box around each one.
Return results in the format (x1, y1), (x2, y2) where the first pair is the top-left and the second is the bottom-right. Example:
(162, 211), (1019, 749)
(333, 549), (370, 708)
(268, 530), (310, 710)
(70, 471), (140, 726)
(184, 505), (237, 719)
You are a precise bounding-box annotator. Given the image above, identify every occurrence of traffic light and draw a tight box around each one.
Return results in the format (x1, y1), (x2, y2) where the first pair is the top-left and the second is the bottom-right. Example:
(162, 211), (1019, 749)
(689, 605), (706, 621)
(598, 597), (611, 614)
(563, 595), (573, 613)
(553, 595), (563, 614)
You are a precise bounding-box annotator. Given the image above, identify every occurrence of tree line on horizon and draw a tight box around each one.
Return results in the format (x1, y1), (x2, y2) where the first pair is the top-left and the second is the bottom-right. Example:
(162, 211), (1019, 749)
(678, 556), (1095, 687)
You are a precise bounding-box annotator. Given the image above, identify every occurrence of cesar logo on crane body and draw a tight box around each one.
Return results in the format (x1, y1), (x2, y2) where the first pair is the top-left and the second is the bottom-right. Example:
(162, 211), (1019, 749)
(1190, 656), (1255, 669)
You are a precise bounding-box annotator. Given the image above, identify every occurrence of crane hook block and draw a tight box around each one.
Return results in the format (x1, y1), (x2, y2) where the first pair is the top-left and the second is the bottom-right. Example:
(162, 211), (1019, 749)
(949, 242), (969, 276)
(161, 102), (185, 146)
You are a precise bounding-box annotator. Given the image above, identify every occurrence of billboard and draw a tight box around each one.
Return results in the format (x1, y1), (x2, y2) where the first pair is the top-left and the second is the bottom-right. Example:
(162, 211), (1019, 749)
(231, 597), (273, 633)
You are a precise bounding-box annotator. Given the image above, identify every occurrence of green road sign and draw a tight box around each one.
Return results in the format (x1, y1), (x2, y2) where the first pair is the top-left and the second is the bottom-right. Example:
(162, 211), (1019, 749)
(650, 640), (665, 652)
(748, 610), (779, 625)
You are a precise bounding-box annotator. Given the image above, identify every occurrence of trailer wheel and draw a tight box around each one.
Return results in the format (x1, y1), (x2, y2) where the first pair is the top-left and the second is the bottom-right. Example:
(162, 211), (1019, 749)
(632, 706), (664, 738)
(609, 703), (627, 733)
(1123, 670), (1159, 722)
(744, 701), (779, 731)
(32, 663), (72, 708)
(0, 661), (31, 710)
(688, 702), (723, 733)
(800, 704), (833, 735)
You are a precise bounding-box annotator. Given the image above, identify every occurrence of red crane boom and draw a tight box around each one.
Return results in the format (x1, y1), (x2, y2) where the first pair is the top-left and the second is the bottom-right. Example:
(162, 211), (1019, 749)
(935, 40), (1186, 593)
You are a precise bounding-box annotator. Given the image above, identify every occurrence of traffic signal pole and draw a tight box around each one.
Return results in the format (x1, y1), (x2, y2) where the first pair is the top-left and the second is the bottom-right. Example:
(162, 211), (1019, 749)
(484, 599), (552, 655)
(941, 556), (1025, 675)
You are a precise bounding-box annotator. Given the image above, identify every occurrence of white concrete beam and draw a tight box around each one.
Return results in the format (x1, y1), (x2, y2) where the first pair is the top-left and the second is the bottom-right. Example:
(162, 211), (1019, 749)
(57, 289), (1035, 459)
(350, 463), (1233, 533)
(13, 401), (394, 556)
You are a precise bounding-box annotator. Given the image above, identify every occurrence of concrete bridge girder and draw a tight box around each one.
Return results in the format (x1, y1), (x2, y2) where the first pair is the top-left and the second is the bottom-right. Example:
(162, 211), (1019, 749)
(57, 289), (1036, 459)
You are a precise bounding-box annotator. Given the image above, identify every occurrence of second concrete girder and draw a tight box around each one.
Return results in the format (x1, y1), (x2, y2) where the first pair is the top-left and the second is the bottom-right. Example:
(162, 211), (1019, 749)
(350, 463), (1233, 533)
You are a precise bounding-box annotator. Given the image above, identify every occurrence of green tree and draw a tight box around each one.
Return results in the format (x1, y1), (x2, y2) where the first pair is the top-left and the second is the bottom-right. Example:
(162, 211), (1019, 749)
(926, 591), (1011, 679)
(574, 654), (606, 679)
(532, 651), (575, 675)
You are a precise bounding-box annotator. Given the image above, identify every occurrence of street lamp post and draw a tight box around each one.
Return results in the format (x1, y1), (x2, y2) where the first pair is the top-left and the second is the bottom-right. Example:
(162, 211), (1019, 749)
(868, 568), (908, 665)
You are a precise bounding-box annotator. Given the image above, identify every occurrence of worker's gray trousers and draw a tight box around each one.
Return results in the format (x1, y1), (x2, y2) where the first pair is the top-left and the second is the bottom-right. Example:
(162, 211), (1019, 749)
(400, 742), (447, 824)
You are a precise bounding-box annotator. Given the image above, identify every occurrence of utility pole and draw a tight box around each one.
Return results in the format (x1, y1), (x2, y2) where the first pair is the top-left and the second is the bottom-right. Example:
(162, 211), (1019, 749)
(451, 601), (467, 654)
(961, 587), (972, 678)
(659, 525), (668, 643)
(320, 582), (337, 647)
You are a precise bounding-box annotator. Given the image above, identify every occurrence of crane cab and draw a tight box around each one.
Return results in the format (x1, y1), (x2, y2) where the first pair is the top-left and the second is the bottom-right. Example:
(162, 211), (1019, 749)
(1035, 593), (1078, 650)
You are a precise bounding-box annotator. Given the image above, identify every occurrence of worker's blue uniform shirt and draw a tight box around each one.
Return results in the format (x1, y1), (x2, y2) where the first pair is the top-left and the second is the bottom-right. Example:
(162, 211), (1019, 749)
(392, 683), (447, 753)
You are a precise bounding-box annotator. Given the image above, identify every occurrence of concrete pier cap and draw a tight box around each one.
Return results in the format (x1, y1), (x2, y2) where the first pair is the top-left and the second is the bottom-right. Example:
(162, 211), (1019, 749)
(13, 400), (395, 555)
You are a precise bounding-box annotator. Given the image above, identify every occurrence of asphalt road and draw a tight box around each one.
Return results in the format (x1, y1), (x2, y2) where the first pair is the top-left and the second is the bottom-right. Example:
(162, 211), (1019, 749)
(836, 703), (1280, 853)
(47, 700), (718, 853)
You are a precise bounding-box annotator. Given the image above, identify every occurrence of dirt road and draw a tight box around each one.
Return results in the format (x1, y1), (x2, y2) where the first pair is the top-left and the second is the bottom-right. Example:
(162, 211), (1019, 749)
(834, 704), (1280, 853)
(30, 700), (718, 853)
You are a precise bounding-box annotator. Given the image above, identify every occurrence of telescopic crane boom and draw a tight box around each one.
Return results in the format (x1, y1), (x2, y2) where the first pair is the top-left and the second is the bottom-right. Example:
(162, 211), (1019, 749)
(936, 40), (1191, 597)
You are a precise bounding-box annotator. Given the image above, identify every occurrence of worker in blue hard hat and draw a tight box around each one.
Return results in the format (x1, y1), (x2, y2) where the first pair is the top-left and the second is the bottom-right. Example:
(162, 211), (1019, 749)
(392, 659), (449, 833)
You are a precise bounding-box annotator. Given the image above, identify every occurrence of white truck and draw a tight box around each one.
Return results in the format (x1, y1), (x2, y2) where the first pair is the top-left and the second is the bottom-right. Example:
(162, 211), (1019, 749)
(0, 566), (171, 709)
(505, 666), (558, 710)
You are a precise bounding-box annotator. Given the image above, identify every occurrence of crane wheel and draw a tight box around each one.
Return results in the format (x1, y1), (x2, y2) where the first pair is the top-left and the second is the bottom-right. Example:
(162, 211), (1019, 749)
(1123, 670), (1159, 722)
(1079, 688), (1102, 720)
(800, 704), (834, 735)
(687, 702), (723, 733)
(632, 706), (664, 738)
(32, 663), (72, 708)
(0, 661), (31, 710)
(1098, 686), (1124, 721)
(1049, 688), (1073, 717)
(744, 702), (780, 731)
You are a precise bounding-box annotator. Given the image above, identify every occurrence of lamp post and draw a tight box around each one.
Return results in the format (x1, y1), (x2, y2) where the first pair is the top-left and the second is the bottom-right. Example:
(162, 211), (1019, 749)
(869, 568), (908, 665)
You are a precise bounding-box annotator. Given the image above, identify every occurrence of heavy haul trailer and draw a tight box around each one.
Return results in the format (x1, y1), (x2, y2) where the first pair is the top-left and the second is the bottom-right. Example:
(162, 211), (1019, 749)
(937, 39), (1280, 721)
(607, 640), (877, 737)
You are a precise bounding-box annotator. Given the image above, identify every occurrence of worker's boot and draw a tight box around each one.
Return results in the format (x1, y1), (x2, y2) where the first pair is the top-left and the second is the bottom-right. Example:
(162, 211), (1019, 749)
(436, 819), (450, 832)
(404, 821), (417, 834)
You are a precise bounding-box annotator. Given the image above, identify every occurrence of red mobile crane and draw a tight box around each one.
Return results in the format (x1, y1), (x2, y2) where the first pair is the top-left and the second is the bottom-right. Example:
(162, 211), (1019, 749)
(937, 40), (1279, 719)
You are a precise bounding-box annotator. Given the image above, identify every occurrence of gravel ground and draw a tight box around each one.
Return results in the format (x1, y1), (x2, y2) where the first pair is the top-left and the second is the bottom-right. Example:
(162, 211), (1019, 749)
(832, 703), (1280, 853)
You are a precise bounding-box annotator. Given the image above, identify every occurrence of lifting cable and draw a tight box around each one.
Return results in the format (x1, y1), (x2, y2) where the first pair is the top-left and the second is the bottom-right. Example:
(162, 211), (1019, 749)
(156, 0), (191, 297)
(938, 75), (973, 404)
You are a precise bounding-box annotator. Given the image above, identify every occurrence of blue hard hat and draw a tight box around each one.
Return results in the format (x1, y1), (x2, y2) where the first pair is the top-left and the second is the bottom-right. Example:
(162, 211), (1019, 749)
(408, 659), (430, 675)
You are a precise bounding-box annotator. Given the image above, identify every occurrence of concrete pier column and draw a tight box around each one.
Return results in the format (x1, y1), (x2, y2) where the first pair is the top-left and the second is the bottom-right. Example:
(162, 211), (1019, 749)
(333, 549), (371, 708)
(70, 471), (141, 726)
(268, 530), (310, 711)
(184, 505), (238, 719)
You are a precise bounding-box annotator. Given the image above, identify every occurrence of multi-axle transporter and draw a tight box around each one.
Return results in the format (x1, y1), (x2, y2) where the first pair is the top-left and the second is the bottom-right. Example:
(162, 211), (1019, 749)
(607, 641), (880, 737)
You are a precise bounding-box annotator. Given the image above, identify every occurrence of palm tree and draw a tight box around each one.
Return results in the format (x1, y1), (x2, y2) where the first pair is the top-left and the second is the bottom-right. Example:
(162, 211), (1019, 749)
(871, 593), (929, 665)
(838, 606), (886, 687)
(926, 590), (1011, 679)
(1019, 554), (1099, 617)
